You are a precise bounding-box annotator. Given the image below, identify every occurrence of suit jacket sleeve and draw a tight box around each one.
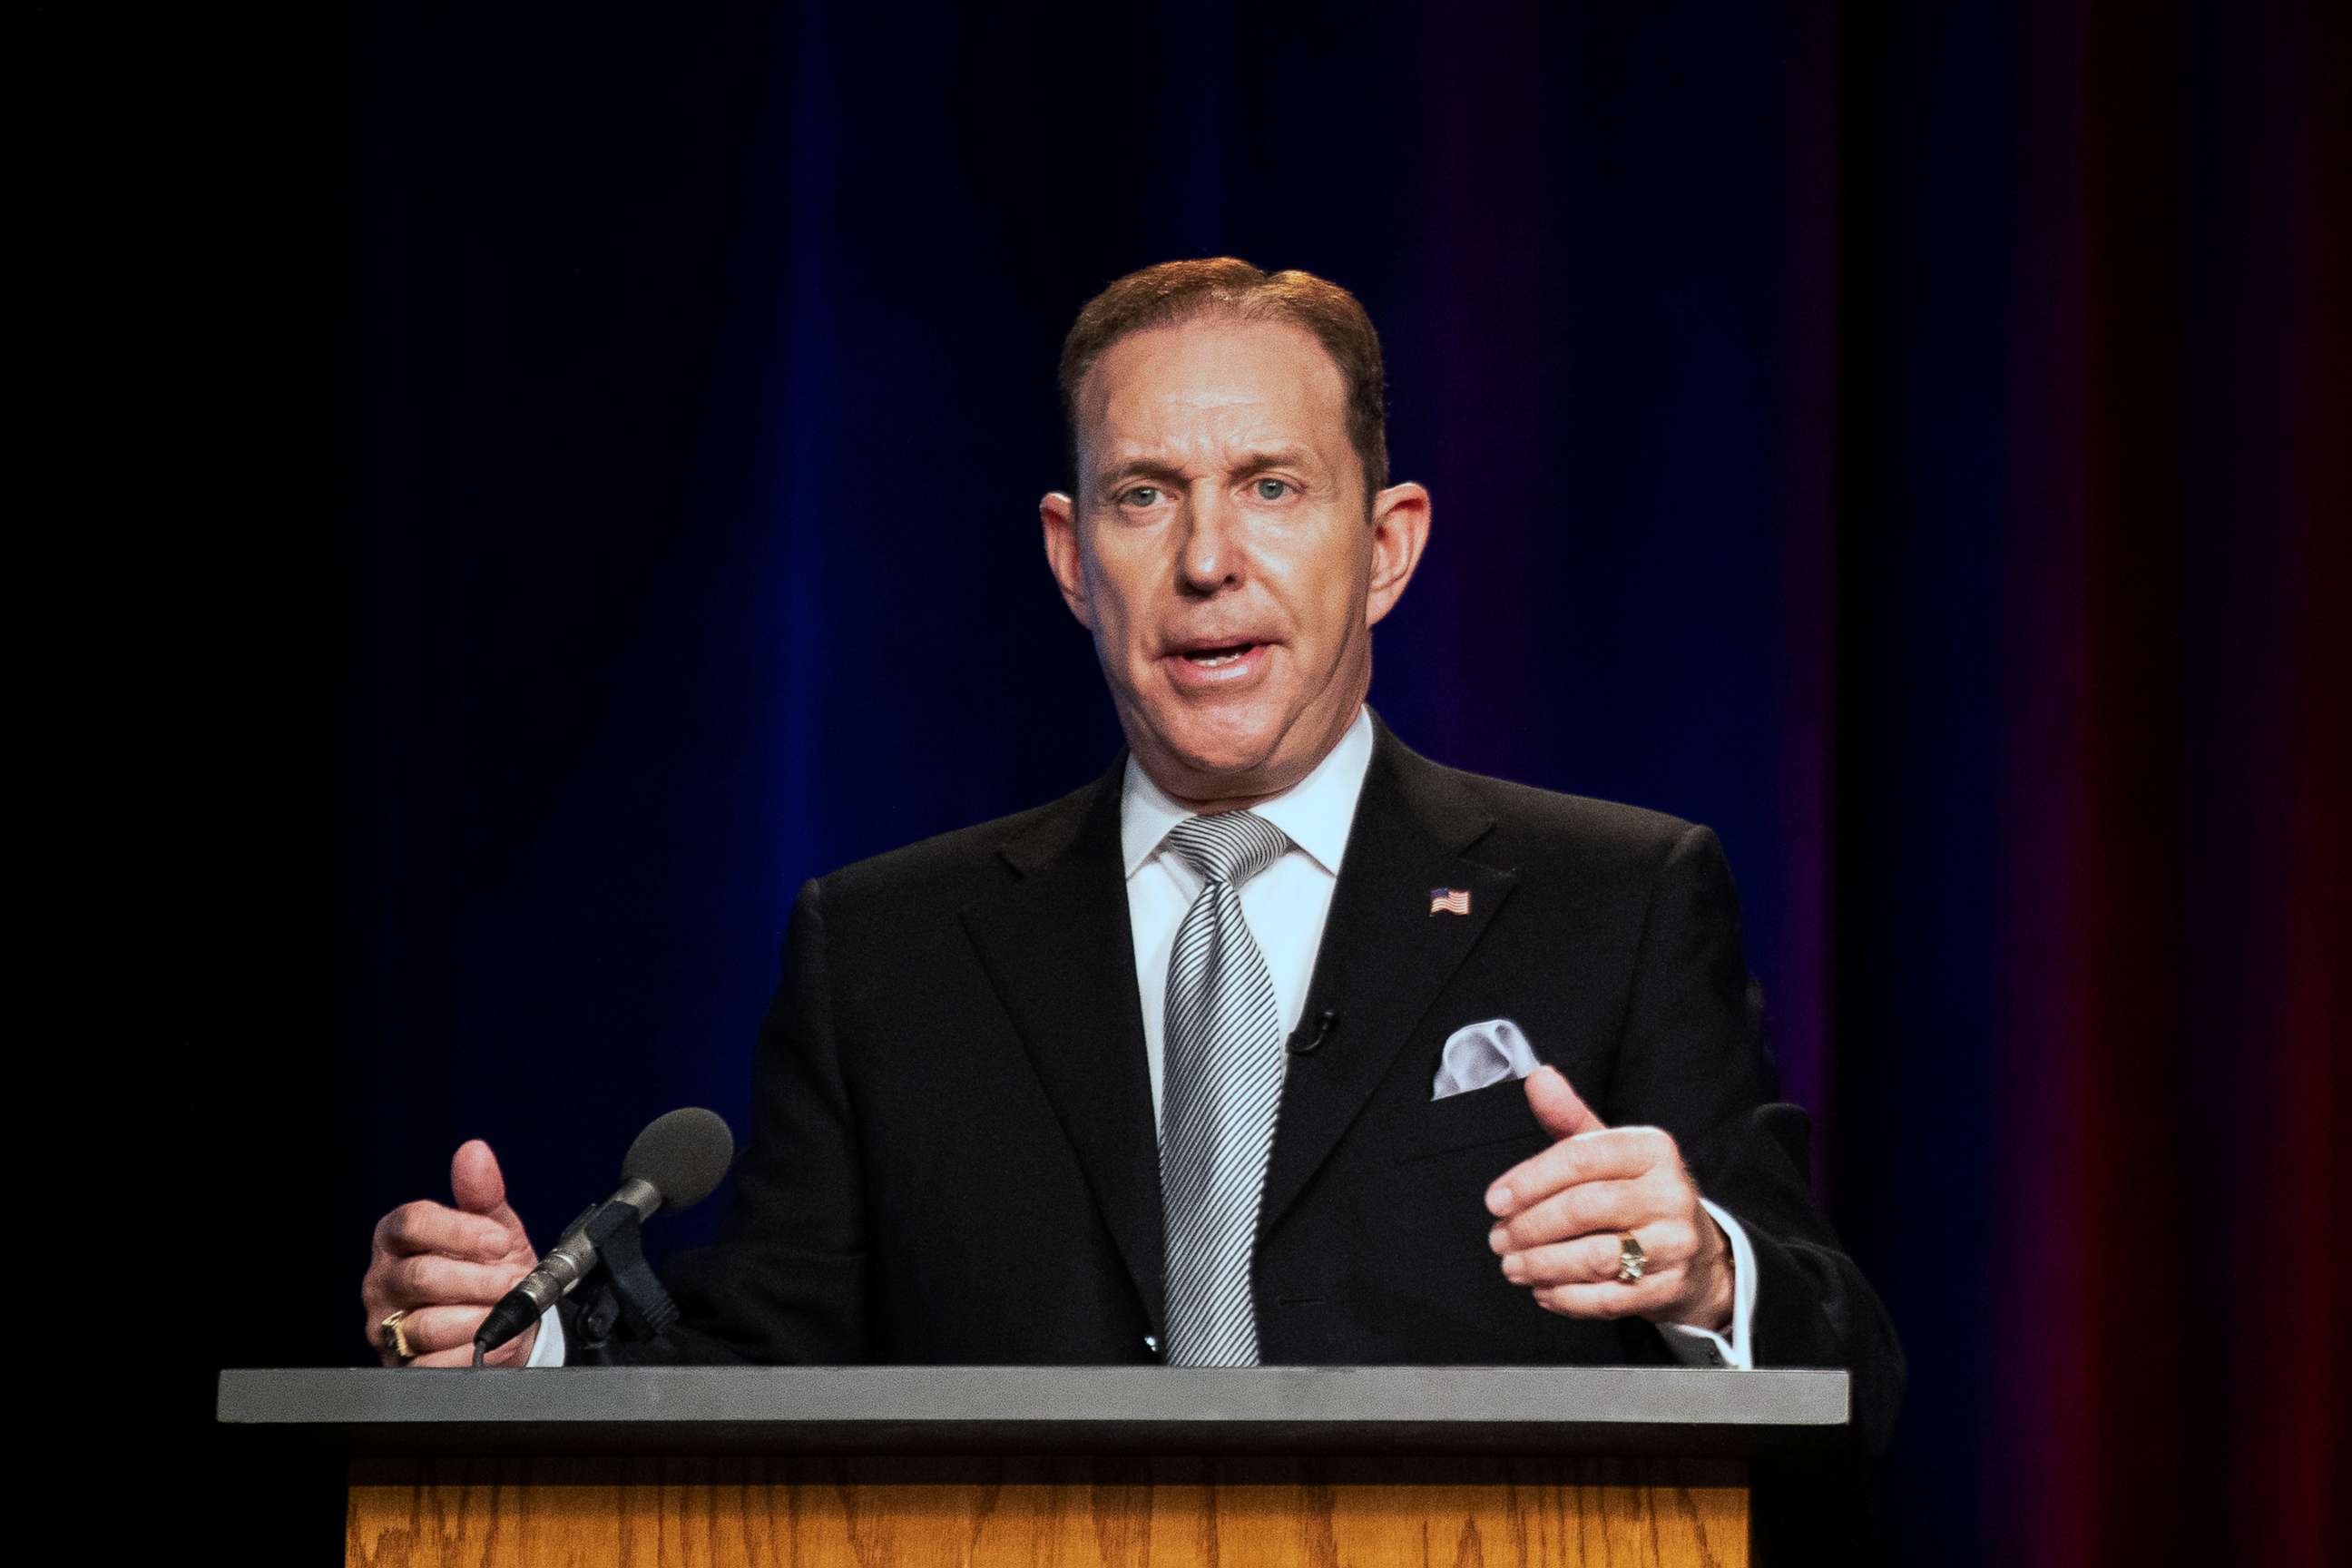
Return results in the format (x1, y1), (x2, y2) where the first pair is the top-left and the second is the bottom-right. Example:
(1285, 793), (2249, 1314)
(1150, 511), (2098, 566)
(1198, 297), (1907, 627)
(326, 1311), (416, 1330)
(584, 877), (869, 1364)
(1606, 823), (1904, 1455)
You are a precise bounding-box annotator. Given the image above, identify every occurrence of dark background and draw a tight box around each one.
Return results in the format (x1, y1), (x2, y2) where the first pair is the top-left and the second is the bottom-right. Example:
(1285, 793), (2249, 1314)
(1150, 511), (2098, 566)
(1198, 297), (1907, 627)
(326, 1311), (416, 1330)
(142, 3), (2342, 1562)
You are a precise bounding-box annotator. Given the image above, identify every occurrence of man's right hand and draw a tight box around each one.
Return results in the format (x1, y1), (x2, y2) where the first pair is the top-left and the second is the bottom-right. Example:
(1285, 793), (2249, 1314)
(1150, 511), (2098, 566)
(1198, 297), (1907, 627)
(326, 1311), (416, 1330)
(362, 1140), (542, 1367)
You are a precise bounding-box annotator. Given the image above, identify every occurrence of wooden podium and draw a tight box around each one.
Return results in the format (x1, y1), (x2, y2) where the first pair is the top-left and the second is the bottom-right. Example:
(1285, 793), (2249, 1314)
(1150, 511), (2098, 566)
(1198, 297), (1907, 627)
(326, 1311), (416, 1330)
(219, 1365), (1847, 1566)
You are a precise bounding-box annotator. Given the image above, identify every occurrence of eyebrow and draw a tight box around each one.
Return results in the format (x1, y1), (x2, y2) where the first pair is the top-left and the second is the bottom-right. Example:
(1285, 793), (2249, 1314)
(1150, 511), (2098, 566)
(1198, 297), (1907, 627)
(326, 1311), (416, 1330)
(1093, 448), (1317, 500)
(1093, 459), (1191, 500)
(1230, 446), (1313, 475)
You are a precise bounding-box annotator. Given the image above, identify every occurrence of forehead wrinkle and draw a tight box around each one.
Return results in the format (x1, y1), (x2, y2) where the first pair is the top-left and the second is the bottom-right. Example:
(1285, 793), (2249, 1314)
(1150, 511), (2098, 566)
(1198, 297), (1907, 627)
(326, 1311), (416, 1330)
(1107, 420), (1283, 462)
(1103, 401), (1315, 462)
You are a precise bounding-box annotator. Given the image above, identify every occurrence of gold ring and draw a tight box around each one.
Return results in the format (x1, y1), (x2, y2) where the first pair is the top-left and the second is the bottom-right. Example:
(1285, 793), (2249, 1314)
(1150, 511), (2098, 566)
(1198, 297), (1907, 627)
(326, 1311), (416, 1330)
(379, 1308), (416, 1361)
(1615, 1233), (1647, 1284)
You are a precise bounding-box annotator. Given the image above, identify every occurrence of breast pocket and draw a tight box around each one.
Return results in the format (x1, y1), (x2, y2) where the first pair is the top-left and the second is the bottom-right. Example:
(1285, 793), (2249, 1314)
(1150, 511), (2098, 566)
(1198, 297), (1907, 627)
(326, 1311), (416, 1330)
(1385, 1076), (1549, 1165)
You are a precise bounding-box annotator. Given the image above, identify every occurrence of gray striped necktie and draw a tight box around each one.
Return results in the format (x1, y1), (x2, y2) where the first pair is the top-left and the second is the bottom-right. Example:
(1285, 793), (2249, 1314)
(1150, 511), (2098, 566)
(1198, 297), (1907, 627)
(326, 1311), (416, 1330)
(1158, 809), (1292, 1367)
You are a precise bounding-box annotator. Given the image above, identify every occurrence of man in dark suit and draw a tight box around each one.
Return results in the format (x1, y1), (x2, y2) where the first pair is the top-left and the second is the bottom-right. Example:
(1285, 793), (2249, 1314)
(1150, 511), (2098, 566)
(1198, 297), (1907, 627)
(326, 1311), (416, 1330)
(362, 259), (1900, 1454)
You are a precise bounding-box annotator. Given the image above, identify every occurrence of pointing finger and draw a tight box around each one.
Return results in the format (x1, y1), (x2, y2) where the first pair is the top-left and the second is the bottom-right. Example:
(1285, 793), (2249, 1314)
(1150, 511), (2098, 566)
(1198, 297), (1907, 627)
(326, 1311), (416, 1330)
(375, 1200), (514, 1261)
(1486, 1125), (1665, 1217)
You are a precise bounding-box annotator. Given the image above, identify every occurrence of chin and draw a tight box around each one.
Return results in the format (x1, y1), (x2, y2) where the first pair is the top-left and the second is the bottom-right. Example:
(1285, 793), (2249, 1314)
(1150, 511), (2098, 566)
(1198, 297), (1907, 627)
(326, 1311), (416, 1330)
(1147, 704), (1294, 789)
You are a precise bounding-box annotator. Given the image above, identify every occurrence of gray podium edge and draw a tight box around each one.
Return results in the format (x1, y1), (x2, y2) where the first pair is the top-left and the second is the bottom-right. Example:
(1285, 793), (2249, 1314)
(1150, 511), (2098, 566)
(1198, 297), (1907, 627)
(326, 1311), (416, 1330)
(219, 1366), (1850, 1457)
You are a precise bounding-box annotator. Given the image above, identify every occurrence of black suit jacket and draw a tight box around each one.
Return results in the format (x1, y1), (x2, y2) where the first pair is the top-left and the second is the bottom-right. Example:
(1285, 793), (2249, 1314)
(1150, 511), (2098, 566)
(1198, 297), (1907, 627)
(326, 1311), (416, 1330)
(624, 714), (1901, 1453)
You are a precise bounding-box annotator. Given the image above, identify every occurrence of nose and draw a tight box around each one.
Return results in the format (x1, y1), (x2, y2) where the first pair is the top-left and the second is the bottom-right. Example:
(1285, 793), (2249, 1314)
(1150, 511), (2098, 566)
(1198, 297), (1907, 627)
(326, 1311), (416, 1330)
(1176, 487), (1244, 596)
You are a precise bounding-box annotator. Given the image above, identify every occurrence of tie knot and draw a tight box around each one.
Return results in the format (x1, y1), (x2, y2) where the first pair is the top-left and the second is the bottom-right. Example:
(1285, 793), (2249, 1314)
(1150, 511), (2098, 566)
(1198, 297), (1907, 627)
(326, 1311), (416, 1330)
(1163, 811), (1289, 887)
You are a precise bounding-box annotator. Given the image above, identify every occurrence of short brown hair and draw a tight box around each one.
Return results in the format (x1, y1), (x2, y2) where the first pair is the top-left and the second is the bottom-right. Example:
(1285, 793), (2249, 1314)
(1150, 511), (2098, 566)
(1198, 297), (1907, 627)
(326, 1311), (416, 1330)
(1057, 258), (1389, 506)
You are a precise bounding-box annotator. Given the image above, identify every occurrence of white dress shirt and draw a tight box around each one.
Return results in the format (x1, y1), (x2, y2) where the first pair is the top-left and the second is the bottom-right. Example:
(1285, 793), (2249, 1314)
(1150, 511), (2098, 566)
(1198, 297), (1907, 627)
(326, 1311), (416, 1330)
(534, 705), (1754, 1368)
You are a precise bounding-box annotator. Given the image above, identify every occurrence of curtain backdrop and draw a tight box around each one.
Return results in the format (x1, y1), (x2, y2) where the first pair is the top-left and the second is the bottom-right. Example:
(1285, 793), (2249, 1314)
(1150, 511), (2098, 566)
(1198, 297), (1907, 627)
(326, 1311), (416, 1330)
(173, 5), (2344, 1561)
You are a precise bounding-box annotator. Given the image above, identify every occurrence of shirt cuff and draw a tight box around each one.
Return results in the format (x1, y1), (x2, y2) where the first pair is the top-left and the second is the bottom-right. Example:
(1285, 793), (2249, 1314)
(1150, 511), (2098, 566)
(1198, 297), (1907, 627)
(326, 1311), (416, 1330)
(523, 1304), (567, 1367)
(1655, 1198), (1756, 1369)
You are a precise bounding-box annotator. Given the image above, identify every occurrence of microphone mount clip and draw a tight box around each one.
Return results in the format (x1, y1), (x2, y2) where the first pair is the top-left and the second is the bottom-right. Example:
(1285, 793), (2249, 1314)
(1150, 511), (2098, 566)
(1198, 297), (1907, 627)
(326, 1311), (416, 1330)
(568, 1199), (681, 1356)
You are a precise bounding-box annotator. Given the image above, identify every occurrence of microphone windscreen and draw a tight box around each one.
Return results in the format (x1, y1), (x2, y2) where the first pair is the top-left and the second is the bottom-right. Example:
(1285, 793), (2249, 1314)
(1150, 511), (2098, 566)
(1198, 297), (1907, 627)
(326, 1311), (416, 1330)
(622, 1106), (736, 1210)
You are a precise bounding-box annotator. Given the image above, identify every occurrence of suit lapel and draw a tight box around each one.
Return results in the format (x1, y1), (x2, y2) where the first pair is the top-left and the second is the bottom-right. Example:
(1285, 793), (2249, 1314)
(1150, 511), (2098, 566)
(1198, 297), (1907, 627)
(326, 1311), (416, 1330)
(1259, 715), (1518, 1236)
(959, 762), (1167, 1335)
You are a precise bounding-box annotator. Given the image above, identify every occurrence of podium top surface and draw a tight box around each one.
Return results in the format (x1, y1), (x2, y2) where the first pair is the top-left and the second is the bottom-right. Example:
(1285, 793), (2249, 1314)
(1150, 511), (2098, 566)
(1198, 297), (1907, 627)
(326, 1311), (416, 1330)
(218, 1366), (1849, 1457)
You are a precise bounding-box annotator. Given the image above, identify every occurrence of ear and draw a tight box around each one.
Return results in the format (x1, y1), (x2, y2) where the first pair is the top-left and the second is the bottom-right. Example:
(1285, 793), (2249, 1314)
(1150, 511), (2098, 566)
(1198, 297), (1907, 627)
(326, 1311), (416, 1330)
(1364, 481), (1431, 629)
(1039, 491), (1093, 630)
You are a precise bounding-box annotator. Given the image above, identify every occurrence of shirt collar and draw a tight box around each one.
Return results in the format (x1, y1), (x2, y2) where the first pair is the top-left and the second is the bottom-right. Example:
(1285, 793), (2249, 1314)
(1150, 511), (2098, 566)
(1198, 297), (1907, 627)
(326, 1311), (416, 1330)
(1120, 705), (1375, 879)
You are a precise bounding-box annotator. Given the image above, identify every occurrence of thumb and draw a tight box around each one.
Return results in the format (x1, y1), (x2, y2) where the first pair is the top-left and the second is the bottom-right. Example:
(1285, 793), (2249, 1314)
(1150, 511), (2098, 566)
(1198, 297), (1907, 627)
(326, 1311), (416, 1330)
(1525, 1064), (1608, 1141)
(450, 1139), (522, 1231)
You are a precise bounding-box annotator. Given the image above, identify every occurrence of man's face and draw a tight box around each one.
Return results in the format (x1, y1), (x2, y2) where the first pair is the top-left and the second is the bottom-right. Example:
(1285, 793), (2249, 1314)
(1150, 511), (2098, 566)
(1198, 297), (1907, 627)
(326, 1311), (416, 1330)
(1041, 316), (1428, 808)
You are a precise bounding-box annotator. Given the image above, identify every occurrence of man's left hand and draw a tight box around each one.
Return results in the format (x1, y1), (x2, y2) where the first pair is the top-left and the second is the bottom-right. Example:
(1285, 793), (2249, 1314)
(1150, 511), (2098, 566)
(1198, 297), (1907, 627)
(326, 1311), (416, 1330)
(1484, 1064), (1735, 1330)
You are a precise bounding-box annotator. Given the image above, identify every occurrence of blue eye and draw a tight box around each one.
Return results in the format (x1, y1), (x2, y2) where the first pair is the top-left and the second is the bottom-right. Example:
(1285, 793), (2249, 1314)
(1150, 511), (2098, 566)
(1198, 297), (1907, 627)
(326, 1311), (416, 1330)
(1254, 478), (1290, 500)
(1123, 486), (1161, 506)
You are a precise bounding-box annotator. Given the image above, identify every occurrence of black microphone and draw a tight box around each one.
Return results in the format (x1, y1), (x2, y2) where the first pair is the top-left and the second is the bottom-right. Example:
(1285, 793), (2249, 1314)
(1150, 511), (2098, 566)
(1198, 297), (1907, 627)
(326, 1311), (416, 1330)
(1288, 1008), (1340, 1055)
(473, 1107), (735, 1357)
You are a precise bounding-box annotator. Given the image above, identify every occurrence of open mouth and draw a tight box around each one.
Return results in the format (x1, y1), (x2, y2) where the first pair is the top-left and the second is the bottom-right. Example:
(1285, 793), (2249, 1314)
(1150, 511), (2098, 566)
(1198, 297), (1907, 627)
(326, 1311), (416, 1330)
(1161, 638), (1271, 687)
(1178, 641), (1258, 668)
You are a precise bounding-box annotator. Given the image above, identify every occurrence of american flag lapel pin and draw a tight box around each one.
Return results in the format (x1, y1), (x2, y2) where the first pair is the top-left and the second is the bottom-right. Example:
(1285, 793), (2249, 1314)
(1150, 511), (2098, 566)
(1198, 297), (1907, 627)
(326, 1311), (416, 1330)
(1429, 887), (1471, 916)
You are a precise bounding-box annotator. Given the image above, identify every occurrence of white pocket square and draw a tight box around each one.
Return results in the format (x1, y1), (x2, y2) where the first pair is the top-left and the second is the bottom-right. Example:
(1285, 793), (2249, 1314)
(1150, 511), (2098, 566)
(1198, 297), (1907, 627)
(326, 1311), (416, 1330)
(1432, 1017), (1541, 1099)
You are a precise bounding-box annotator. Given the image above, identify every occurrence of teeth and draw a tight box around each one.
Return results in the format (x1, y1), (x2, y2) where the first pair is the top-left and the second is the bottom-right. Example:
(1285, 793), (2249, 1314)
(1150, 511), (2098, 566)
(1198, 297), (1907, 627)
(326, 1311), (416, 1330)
(1186, 649), (1244, 666)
